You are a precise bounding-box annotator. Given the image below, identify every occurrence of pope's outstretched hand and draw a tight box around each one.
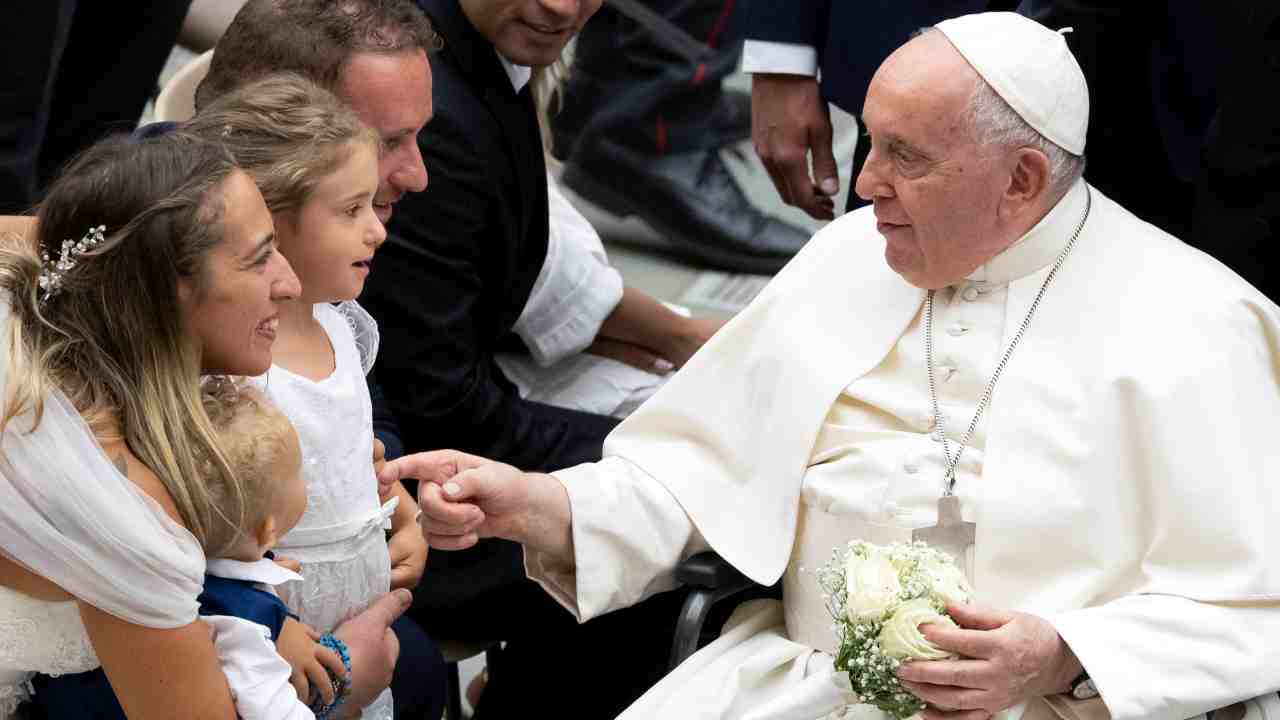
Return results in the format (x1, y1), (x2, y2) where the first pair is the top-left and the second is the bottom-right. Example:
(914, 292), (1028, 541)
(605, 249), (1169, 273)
(377, 450), (574, 562)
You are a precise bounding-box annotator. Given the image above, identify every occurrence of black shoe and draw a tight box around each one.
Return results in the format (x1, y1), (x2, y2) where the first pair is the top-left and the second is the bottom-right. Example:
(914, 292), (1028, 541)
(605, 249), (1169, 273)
(562, 138), (810, 275)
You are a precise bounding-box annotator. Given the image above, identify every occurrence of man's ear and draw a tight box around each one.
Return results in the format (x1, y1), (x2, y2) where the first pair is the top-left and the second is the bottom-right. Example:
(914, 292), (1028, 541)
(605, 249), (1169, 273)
(1004, 147), (1052, 216)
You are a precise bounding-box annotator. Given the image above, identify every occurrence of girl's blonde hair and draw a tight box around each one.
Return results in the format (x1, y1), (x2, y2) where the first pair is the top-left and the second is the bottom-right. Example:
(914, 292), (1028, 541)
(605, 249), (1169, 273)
(182, 73), (379, 215)
(0, 134), (250, 552)
(200, 379), (302, 556)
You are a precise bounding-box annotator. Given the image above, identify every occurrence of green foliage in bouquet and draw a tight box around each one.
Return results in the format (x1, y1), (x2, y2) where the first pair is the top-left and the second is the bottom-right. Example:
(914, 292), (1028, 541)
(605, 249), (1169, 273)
(816, 540), (973, 719)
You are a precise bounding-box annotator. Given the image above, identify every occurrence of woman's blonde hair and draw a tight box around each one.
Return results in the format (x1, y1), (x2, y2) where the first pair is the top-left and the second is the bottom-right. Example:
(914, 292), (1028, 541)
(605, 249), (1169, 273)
(0, 134), (250, 552)
(200, 379), (302, 556)
(182, 73), (379, 215)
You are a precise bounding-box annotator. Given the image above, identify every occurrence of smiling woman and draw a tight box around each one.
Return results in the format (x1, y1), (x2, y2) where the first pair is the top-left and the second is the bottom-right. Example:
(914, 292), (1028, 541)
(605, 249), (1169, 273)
(0, 134), (283, 720)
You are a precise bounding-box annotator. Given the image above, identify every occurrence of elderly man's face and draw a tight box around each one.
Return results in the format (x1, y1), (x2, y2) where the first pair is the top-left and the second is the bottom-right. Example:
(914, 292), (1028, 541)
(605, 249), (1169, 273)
(338, 49), (433, 226)
(461, 0), (603, 67)
(854, 34), (1015, 290)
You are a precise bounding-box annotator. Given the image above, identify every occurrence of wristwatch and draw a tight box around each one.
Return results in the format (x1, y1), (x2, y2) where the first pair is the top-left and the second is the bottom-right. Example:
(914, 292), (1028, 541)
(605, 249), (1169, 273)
(1069, 669), (1099, 700)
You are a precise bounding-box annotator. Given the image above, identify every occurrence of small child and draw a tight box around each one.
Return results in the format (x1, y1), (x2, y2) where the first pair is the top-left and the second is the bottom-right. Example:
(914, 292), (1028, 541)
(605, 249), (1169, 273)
(184, 74), (430, 720)
(29, 381), (346, 720)
(197, 380), (337, 720)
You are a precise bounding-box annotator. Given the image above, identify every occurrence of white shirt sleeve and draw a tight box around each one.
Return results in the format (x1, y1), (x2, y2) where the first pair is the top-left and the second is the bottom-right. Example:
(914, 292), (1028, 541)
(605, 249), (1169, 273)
(526, 456), (710, 622)
(741, 40), (819, 76)
(512, 172), (624, 367)
(204, 615), (315, 720)
(1048, 595), (1280, 719)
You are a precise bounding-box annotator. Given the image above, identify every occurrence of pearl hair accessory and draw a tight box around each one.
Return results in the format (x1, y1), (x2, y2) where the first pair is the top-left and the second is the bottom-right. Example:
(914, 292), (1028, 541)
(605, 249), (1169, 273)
(37, 224), (105, 304)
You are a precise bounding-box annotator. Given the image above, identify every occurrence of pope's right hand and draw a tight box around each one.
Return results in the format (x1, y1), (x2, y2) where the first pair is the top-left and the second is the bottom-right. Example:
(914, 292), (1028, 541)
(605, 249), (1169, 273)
(378, 450), (572, 559)
(331, 588), (411, 715)
(376, 449), (521, 550)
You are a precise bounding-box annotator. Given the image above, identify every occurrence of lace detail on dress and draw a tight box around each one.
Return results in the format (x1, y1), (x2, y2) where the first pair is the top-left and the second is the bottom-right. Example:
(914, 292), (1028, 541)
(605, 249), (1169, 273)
(1, 586), (100, 717)
(334, 300), (379, 376)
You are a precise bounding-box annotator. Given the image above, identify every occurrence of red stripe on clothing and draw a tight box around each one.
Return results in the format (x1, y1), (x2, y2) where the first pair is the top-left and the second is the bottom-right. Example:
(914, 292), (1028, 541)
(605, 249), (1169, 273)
(707, 0), (736, 49)
(655, 116), (668, 155)
(691, 62), (707, 85)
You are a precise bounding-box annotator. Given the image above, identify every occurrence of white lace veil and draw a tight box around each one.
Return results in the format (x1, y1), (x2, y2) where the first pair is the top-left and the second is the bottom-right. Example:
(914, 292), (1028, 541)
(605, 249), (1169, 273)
(0, 301), (204, 628)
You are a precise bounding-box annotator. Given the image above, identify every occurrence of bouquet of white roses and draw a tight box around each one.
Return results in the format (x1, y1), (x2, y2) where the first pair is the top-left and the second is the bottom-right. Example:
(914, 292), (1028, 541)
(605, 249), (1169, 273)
(816, 540), (974, 719)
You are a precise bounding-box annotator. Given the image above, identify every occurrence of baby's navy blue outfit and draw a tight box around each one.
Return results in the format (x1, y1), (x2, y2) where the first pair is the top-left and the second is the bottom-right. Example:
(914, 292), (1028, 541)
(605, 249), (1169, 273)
(29, 557), (298, 719)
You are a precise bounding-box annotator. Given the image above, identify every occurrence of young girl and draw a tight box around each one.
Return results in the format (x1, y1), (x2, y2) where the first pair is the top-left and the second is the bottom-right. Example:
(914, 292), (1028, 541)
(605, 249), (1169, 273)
(184, 74), (429, 720)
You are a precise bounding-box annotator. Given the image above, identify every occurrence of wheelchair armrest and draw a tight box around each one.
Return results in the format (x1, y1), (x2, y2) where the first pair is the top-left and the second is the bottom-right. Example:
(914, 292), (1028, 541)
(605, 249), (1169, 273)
(669, 552), (762, 670)
(676, 551), (752, 589)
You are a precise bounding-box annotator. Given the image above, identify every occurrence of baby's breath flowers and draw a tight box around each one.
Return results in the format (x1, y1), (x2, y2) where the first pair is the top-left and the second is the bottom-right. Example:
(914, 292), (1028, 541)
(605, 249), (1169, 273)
(817, 540), (974, 719)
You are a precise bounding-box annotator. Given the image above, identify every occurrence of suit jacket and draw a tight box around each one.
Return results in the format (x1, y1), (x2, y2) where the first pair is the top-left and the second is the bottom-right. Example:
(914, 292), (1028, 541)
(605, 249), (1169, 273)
(361, 0), (619, 609)
(740, 0), (995, 115)
(361, 0), (618, 475)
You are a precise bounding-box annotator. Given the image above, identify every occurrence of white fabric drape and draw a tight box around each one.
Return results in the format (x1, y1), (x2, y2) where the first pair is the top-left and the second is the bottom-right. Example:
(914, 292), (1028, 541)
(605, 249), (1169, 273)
(0, 300), (205, 628)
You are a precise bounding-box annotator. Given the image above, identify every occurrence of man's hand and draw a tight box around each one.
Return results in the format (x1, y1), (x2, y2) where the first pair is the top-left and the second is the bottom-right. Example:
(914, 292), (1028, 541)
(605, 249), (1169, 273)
(751, 73), (838, 220)
(894, 604), (1083, 720)
(331, 588), (412, 714)
(276, 617), (344, 706)
(378, 450), (573, 562)
(387, 519), (427, 590)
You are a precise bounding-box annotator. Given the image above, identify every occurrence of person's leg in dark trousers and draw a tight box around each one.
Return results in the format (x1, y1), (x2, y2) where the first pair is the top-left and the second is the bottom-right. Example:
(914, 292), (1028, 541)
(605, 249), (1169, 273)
(389, 614), (448, 720)
(553, 0), (810, 275)
(36, 0), (193, 188)
(413, 574), (688, 719)
(553, 0), (745, 160)
(0, 1), (76, 213)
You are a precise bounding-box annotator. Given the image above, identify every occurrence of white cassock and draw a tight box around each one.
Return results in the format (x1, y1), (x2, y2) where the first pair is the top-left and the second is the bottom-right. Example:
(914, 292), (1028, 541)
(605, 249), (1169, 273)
(526, 180), (1280, 720)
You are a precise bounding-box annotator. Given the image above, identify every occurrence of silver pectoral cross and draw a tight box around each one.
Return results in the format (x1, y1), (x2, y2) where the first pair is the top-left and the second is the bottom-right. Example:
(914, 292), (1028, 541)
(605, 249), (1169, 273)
(912, 494), (977, 579)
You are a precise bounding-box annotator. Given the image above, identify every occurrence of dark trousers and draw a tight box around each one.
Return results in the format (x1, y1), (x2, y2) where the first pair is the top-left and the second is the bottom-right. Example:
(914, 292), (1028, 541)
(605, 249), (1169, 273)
(0, 0), (191, 212)
(390, 614), (448, 720)
(411, 572), (688, 719)
(554, 0), (745, 158)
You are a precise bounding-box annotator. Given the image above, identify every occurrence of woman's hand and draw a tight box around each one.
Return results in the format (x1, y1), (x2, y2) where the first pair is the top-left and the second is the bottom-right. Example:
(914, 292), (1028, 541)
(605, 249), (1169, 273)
(331, 589), (412, 712)
(277, 617), (345, 706)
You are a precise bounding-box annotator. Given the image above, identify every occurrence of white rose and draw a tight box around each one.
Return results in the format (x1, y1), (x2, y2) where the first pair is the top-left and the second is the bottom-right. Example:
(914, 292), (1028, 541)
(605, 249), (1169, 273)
(845, 547), (902, 623)
(918, 554), (973, 607)
(878, 598), (957, 661)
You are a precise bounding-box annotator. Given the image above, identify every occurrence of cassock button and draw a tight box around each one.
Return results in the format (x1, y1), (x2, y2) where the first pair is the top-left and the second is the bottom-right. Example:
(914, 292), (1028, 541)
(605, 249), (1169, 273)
(961, 286), (980, 301)
(904, 462), (920, 474)
(947, 324), (970, 337)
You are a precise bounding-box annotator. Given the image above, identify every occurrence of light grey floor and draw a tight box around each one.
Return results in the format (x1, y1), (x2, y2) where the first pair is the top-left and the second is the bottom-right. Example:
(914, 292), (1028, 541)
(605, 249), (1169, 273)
(155, 47), (860, 719)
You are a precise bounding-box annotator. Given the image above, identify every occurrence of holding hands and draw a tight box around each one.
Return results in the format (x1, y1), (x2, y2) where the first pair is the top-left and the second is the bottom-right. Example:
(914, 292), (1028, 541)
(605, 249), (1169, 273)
(895, 604), (1082, 720)
(377, 450), (574, 564)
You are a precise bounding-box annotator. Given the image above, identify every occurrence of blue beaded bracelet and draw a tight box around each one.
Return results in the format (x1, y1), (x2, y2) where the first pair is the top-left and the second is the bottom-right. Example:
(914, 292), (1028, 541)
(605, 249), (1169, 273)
(311, 633), (352, 719)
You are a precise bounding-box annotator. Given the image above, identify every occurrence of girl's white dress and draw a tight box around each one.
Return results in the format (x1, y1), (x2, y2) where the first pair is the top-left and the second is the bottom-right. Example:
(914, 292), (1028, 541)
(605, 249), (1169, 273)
(255, 301), (395, 720)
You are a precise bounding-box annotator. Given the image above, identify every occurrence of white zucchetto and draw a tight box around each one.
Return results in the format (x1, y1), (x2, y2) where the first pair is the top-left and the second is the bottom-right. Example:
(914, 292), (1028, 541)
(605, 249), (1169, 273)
(935, 11), (1089, 156)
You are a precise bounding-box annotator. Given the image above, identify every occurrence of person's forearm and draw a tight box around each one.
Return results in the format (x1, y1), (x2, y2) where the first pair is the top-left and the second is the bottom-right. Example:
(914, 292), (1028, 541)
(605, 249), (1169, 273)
(598, 286), (693, 362)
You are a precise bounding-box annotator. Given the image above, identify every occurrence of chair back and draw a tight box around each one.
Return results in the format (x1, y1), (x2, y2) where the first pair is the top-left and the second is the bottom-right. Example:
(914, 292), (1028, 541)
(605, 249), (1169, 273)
(154, 51), (213, 123)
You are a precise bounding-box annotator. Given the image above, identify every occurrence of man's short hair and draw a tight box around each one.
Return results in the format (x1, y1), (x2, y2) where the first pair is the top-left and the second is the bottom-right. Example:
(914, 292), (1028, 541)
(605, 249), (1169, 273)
(195, 0), (440, 110)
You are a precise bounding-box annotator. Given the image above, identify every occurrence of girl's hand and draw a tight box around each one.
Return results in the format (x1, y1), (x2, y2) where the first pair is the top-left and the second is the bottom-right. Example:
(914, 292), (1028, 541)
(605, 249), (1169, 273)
(272, 554), (302, 574)
(277, 617), (345, 706)
(388, 520), (428, 590)
(373, 438), (394, 503)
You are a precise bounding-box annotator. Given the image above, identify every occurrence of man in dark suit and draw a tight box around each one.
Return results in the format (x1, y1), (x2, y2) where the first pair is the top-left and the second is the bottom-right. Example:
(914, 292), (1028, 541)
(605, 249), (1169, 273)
(743, 1), (1008, 219)
(360, 0), (689, 715)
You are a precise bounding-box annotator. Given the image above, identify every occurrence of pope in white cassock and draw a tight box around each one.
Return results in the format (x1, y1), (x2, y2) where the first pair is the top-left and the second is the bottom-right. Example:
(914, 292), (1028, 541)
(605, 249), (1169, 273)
(385, 12), (1280, 720)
